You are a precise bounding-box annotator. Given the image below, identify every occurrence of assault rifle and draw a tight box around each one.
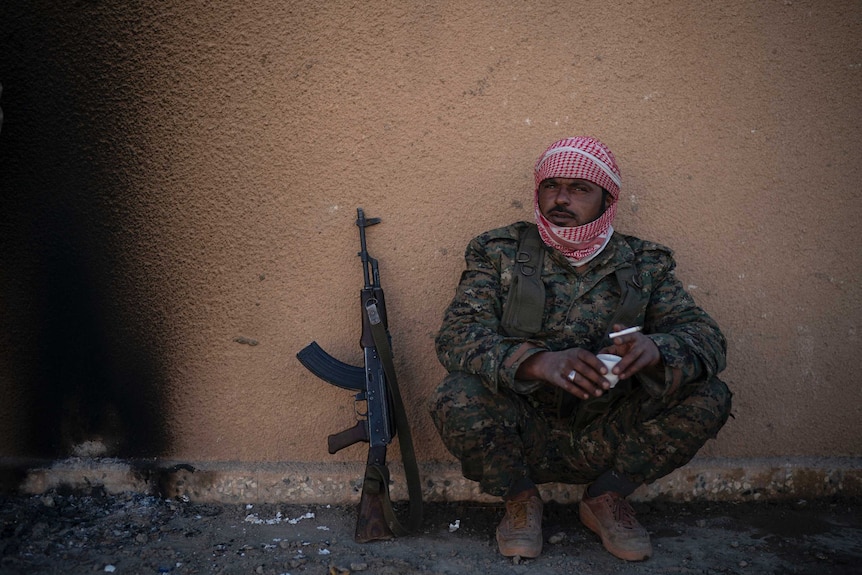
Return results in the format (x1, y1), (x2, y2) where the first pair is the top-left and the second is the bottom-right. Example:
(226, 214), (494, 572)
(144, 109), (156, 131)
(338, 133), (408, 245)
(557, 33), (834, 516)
(296, 208), (422, 542)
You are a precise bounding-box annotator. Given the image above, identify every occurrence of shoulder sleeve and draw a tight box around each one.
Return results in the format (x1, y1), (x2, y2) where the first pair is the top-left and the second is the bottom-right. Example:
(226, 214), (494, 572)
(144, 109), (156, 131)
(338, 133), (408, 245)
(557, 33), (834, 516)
(434, 224), (549, 392)
(638, 244), (727, 395)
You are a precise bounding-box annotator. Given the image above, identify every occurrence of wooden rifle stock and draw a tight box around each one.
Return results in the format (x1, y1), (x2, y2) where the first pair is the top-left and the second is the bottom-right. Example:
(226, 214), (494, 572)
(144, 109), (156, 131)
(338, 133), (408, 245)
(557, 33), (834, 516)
(355, 446), (397, 542)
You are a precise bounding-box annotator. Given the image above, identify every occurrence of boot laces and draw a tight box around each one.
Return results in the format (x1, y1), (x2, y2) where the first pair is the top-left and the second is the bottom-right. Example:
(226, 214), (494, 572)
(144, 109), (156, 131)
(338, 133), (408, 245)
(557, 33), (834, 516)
(508, 499), (536, 529)
(609, 495), (638, 530)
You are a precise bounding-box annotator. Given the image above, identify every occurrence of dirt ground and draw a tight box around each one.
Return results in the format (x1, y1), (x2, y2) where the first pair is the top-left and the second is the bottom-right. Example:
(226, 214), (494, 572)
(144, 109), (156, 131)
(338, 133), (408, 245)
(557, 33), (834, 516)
(1, 488), (860, 575)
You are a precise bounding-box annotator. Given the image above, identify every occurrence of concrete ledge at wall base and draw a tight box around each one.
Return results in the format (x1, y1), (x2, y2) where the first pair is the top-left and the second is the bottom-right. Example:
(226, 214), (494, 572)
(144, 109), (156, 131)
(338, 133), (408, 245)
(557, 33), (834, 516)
(1, 456), (860, 504)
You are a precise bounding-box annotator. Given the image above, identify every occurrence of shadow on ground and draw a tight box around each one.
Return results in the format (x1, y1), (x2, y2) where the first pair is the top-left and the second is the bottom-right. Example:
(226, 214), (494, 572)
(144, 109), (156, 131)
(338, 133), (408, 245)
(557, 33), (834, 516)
(1, 490), (860, 574)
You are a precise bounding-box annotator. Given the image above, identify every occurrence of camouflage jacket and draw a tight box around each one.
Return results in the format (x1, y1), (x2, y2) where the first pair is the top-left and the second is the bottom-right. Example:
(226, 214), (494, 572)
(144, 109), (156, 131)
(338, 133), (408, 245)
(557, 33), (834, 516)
(435, 221), (726, 400)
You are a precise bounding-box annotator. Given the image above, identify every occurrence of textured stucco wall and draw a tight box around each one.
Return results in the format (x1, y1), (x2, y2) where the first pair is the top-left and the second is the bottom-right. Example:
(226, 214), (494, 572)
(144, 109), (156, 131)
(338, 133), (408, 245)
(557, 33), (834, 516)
(1, 1), (860, 471)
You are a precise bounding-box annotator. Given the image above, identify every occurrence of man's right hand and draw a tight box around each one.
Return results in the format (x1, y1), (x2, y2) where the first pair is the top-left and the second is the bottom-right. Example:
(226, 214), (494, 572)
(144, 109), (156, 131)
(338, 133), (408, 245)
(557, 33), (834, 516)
(516, 349), (610, 400)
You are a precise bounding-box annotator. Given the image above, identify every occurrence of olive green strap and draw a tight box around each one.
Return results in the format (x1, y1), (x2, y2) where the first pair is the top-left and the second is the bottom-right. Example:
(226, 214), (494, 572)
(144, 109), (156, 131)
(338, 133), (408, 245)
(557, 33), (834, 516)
(602, 265), (648, 347)
(573, 264), (651, 425)
(501, 225), (546, 337)
(365, 300), (423, 535)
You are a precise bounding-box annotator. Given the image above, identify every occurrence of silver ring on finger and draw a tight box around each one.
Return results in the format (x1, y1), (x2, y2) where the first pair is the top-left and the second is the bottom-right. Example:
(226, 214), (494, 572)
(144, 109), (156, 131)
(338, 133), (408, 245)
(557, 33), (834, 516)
(567, 370), (577, 382)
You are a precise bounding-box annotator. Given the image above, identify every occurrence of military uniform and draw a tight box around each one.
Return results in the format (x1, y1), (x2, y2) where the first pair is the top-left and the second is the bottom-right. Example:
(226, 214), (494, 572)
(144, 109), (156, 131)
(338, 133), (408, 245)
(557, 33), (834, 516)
(430, 221), (732, 497)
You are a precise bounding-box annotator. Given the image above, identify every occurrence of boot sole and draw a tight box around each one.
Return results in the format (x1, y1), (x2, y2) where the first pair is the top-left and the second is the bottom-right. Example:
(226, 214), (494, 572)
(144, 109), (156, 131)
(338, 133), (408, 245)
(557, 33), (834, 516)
(495, 530), (542, 558)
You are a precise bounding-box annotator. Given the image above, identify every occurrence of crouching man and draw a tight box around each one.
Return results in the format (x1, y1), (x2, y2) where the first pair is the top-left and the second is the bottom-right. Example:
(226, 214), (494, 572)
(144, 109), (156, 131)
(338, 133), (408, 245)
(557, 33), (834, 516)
(429, 136), (731, 561)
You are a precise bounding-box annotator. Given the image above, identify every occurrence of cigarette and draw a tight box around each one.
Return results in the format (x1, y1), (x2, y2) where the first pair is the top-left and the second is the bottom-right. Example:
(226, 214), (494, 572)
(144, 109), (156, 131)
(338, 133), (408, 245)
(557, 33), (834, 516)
(609, 326), (642, 339)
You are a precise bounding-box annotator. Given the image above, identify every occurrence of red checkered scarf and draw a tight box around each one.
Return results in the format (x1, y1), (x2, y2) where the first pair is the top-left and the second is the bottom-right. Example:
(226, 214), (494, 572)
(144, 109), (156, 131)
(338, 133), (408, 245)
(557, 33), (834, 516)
(533, 136), (621, 265)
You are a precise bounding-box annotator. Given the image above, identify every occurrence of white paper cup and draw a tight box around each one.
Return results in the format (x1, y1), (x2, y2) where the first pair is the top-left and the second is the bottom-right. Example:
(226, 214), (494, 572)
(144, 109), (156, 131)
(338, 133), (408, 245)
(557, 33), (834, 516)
(597, 354), (622, 387)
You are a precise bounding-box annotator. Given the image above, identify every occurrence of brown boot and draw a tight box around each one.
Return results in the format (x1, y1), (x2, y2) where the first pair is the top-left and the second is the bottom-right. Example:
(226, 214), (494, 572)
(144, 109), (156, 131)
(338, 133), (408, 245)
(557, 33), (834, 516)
(496, 495), (543, 558)
(579, 491), (652, 561)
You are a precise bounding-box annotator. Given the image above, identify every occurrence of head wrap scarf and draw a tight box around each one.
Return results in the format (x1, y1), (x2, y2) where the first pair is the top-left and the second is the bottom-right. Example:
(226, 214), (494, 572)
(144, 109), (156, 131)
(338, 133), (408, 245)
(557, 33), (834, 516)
(533, 136), (621, 266)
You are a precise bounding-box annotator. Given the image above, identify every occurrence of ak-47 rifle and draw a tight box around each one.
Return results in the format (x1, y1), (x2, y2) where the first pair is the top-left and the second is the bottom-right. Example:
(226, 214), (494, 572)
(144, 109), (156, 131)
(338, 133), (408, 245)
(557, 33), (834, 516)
(296, 208), (422, 542)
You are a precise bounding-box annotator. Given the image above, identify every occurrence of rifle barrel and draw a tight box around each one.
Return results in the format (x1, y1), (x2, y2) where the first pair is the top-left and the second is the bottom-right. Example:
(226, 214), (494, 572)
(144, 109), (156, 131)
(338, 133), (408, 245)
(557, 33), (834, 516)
(357, 208), (371, 287)
(356, 207), (381, 289)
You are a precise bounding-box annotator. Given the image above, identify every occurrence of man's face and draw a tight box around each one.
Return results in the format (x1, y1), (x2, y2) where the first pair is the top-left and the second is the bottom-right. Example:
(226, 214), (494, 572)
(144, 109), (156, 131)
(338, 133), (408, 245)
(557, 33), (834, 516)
(537, 178), (606, 227)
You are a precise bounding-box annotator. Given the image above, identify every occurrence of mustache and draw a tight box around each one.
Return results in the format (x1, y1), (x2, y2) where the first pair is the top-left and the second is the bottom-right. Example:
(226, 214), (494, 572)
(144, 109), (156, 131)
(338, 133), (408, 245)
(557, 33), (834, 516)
(549, 206), (576, 218)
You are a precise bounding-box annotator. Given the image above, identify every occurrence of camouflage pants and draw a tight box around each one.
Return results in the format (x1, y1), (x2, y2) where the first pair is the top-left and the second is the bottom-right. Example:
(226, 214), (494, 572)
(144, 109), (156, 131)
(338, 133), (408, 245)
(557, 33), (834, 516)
(429, 372), (732, 497)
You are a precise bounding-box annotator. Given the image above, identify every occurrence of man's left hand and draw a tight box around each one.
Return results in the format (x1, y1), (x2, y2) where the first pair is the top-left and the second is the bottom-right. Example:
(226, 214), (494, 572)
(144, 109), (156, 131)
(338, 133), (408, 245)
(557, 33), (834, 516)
(601, 324), (662, 381)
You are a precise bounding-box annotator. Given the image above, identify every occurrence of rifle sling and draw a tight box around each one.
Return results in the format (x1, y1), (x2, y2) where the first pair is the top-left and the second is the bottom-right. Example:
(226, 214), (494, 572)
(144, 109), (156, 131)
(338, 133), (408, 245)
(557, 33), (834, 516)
(364, 300), (423, 535)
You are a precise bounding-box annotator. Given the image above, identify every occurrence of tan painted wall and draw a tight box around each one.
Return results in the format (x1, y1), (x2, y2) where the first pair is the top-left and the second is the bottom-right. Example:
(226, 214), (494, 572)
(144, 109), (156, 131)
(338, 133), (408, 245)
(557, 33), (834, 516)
(1, 1), (860, 468)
